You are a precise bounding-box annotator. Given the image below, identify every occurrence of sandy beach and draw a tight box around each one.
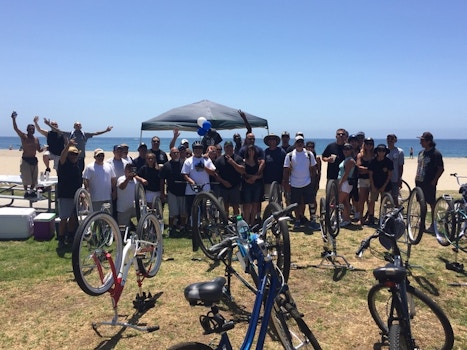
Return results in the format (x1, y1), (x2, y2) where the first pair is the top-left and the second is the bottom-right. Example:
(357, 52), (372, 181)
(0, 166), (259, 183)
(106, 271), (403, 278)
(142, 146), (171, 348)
(1, 148), (464, 191)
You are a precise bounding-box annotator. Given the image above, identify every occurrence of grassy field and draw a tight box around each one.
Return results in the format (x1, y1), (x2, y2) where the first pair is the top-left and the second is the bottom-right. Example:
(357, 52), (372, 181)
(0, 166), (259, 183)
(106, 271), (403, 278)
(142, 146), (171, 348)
(0, 191), (466, 350)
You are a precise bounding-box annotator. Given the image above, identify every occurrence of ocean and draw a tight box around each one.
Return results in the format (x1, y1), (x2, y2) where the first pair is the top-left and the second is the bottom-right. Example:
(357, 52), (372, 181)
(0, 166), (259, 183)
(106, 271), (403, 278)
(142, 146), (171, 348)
(1, 136), (466, 158)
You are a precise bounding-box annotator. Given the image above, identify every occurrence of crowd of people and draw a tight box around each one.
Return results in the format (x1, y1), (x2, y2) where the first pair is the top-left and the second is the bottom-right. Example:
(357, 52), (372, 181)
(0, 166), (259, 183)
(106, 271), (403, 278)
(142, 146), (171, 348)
(11, 111), (444, 249)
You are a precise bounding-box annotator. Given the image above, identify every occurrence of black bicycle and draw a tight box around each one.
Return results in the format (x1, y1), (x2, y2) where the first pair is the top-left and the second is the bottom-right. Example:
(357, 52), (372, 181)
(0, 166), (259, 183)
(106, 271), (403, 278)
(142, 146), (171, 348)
(357, 207), (454, 349)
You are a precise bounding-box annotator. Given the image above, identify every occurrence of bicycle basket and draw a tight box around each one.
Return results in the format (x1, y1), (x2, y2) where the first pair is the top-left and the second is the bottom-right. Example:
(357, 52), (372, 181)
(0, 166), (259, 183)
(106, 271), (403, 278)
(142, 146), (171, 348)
(378, 211), (405, 250)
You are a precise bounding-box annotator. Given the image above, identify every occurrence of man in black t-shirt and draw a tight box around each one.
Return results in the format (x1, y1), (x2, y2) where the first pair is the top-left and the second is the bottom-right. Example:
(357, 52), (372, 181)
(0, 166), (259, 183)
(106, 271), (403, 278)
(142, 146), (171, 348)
(322, 128), (348, 181)
(34, 117), (65, 173)
(214, 141), (245, 215)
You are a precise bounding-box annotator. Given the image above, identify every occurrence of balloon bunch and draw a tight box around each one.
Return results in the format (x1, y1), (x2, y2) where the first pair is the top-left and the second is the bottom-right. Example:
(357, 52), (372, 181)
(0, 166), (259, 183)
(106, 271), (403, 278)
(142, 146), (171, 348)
(196, 117), (212, 136)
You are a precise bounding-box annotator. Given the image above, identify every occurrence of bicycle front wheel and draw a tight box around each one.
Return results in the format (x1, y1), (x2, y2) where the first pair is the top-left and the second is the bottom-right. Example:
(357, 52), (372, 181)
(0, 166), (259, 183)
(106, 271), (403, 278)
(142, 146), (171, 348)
(270, 291), (322, 349)
(434, 196), (455, 246)
(135, 181), (148, 221)
(191, 192), (229, 260)
(399, 180), (411, 207)
(269, 181), (283, 207)
(74, 188), (93, 225)
(389, 323), (412, 350)
(379, 192), (395, 227)
(367, 284), (454, 350)
(72, 211), (123, 296)
(262, 202), (291, 282)
(406, 187), (426, 245)
(325, 180), (339, 238)
(136, 212), (163, 278)
(167, 342), (213, 350)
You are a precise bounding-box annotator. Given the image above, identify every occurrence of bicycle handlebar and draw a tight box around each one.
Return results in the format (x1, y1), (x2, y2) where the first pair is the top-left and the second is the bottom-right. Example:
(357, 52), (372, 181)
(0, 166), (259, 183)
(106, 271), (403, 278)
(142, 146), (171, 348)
(355, 206), (404, 258)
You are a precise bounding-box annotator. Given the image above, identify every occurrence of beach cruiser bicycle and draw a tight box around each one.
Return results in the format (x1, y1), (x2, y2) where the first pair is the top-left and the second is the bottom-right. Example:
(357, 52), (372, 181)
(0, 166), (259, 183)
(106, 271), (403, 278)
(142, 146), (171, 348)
(168, 204), (321, 350)
(356, 207), (454, 349)
(71, 209), (163, 333)
(433, 173), (467, 272)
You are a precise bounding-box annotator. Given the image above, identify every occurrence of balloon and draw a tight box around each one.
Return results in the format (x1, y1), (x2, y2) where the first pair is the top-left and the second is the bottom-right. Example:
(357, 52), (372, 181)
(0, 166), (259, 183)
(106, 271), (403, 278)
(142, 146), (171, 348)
(197, 127), (207, 136)
(202, 120), (212, 131)
(197, 117), (207, 127)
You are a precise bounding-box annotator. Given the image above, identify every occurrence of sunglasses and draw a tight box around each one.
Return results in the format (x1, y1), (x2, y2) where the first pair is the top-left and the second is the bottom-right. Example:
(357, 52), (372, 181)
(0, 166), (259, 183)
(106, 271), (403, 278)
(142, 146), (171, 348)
(336, 133), (346, 136)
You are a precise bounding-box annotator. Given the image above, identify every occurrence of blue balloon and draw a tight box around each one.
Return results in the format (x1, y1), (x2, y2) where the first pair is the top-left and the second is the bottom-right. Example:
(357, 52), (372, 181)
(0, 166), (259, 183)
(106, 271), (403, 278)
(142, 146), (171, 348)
(202, 120), (212, 131)
(197, 127), (207, 136)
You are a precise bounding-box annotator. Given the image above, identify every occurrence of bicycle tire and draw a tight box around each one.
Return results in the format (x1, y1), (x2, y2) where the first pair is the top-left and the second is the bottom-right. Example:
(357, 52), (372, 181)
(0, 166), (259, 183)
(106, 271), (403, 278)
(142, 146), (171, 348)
(379, 193), (395, 227)
(269, 181), (283, 207)
(325, 180), (339, 238)
(262, 202), (291, 283)
(453, 199), (467, 252)
(270, 291), (322, 349)
(399, 179), (411, 207)
(406, 187), (427, 245)
(135, 212), (163, 278)
(71, 211), (123, 296)
(434, 196), (455, 246)
(191, 192), (229, 260)
(74, 188), (93, 224)
(135, 181), (148, 221)
(367, 283), (454, 350)
(389, 324), (411, 350)
(167, 342), (213, 350)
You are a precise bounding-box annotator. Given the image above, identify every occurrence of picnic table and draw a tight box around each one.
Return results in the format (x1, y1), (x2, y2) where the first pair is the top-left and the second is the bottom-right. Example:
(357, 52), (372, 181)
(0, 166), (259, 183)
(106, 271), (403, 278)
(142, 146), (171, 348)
(0, 175), (57, 212)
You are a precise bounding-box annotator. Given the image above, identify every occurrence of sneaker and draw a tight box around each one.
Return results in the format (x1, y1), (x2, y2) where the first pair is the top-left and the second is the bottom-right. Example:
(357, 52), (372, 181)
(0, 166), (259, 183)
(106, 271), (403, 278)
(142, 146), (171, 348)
(365, 216), (376, 226)
(340, 220), (351, 227)
(426, 224), (435, 234)
(307, 221), (321, 231)
(300, 216), (309, 225)
(293, 221), (301, 230)
(57, 236), (66, 249)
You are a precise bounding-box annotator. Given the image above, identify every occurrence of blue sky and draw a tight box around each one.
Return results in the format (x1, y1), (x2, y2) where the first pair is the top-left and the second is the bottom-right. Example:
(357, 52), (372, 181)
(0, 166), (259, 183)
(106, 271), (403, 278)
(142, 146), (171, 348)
(1, 1), (466, 140)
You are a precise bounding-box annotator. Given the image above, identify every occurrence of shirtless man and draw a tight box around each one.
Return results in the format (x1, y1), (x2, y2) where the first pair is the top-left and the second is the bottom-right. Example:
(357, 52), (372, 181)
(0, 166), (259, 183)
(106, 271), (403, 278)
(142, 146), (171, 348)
(11, 111), (44, 195)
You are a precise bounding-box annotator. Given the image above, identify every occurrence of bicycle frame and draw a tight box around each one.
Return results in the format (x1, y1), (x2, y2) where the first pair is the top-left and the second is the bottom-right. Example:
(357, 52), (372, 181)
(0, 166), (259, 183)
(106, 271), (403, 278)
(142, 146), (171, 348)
(92, 226), (159, 333)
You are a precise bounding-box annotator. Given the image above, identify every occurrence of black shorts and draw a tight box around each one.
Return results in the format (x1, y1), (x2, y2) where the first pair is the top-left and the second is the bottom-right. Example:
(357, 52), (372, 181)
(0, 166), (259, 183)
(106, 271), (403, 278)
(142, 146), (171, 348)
(416, 181), (437, 206)
(291, 183), (315, 205)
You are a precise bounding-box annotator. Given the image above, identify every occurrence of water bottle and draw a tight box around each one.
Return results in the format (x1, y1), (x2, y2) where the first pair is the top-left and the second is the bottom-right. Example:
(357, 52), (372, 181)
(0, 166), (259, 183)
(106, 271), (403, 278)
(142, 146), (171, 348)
(45, 170), (50, 181)
(236, 215), (249, 240)
(40, 172), (44, 181)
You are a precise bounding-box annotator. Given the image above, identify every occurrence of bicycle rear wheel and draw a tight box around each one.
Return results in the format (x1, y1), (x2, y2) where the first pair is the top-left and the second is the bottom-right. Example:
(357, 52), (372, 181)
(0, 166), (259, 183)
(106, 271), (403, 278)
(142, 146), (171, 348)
(72, 211), (123, 296)
(367, 284), (454, 350)
(453, 199), (467, 252)
(191, 192), (229, 260)
(433, 196), (455, 246)
(399, 180), (411, 208)
(135, 182), (148, 221)
(151, 195), (164, 231)
(379, 193), (395, 227)
(74, 188), (93, 224)
(406, 187), (426, 245)
(269, 181), (283, 207)
(262, 202), (291, 283)
(270, 290), (322, 349)
(325, 180), (339, 238)
(136, 212), (163, 278)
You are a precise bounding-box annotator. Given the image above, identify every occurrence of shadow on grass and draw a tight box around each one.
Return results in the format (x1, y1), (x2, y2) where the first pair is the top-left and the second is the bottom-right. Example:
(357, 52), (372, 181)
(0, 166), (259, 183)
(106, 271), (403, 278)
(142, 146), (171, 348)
(93, 291), (163, 350)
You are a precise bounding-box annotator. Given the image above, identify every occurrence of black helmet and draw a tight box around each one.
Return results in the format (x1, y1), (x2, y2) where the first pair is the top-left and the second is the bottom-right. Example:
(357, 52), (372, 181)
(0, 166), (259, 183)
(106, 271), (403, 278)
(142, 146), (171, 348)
(192, 141), (203, 149)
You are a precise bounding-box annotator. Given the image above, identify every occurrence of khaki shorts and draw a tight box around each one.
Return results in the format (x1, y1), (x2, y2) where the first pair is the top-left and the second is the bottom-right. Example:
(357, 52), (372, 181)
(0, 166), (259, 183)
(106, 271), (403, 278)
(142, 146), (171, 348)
(20, 158), (38, 187)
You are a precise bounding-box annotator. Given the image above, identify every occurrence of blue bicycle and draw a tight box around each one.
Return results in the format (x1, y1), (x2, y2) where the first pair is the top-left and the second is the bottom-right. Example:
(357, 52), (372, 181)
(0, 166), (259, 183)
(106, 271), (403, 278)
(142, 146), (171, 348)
(168, 204), (321, 350)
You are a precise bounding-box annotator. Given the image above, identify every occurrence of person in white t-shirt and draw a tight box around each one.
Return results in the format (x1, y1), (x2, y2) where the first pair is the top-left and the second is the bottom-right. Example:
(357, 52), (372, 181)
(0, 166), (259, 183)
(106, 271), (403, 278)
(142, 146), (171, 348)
(83, 148), (117, 213)
(117, 163), (145, 226)
(283, 135), (319, 231)
(181, 141), (216, 220)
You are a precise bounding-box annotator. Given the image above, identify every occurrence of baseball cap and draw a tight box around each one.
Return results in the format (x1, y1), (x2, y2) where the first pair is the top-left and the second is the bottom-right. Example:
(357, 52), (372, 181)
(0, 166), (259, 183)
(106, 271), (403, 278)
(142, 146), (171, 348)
(418, 132), (433, 142)
(356, 131), (365, 138)
(295, 135), (304, 141)
(295, 131), (304, 137)
(181, 138), (189, 145)
(137, 142), (147, 150)
(343, 143), (353, 150)
(113, 144), (123, 151)
(375, 144), (389, 154)
(94, 148), (105, 156)
(178, 145), (186, 152)
(281, 131), (290, 137)
(224, 141), (233, 147)
(120, 143), (129, 148)
(348, 134), (358, 141)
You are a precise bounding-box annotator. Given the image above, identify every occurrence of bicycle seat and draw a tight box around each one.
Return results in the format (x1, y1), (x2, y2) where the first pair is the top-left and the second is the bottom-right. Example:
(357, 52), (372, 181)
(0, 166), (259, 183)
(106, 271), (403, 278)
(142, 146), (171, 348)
(373, 264), (407, 283)
(184, 277), (226, 306)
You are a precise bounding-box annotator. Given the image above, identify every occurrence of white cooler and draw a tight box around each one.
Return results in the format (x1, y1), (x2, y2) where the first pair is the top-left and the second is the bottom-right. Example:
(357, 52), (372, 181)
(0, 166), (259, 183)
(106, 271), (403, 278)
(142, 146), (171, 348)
(0, 207), (36, 240)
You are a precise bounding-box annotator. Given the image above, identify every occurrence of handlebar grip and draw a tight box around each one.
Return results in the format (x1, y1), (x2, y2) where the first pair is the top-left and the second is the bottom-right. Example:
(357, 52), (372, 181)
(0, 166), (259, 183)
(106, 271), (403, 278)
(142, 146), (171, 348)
(208, 237), (235, 258)
(356, 239), (370, 257)
(272, 203), (298, 220)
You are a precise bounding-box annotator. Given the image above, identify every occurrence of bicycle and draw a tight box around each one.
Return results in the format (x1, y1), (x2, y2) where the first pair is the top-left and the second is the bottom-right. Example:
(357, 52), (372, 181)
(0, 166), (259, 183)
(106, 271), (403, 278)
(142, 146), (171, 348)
(71, 210), (163, 332)
(268, 180), (283, 207)
(433, 173), (467, 271)
(356, 207), (454, 349)
(324, 179), (341, 238)
(167, 204), (321, 350)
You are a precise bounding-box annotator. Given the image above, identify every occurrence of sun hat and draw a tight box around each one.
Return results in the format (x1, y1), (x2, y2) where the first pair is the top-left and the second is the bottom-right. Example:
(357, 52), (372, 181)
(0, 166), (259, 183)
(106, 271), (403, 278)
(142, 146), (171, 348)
(263, 133), (280, 146)
(94, 148), (105, 156)
(374, 144), (389, 155)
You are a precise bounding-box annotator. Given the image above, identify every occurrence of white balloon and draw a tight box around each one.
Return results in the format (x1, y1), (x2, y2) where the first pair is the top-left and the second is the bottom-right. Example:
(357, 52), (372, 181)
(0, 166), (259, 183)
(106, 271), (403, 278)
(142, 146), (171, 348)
(197, 117), (207, 127)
